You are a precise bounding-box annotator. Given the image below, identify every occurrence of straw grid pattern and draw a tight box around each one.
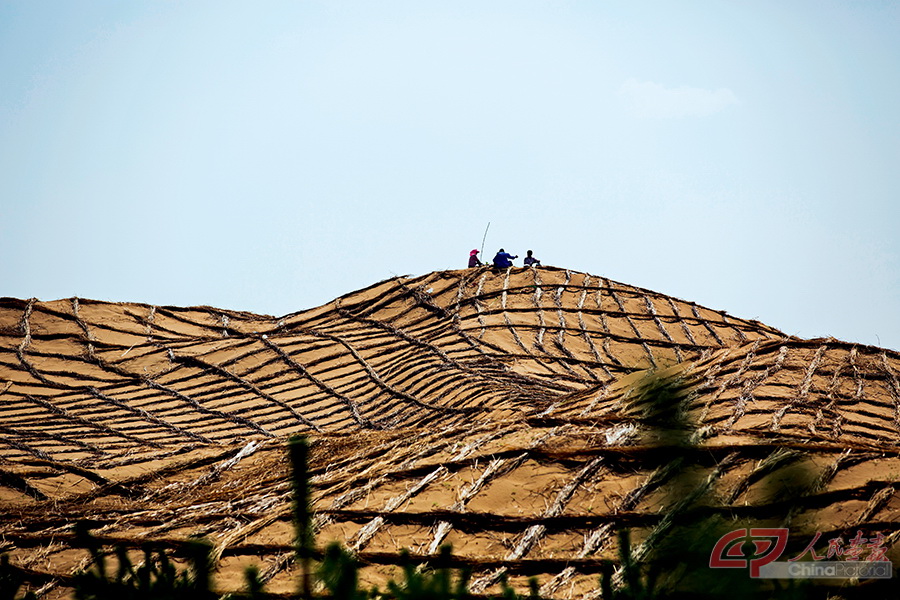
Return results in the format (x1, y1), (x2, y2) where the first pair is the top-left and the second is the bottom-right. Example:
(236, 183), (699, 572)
(1, 267), (898, 598)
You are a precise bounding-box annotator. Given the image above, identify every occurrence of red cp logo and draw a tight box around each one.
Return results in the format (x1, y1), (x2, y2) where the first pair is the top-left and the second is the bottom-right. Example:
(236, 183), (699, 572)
(709, 528), (789, 577)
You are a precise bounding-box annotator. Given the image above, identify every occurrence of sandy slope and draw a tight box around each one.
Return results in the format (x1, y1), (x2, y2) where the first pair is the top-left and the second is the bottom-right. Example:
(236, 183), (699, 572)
(1, 267), (898, 598)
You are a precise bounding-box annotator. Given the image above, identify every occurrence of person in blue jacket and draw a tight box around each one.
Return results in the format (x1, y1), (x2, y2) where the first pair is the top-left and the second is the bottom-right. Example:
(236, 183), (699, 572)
(492, 248), (518, 268)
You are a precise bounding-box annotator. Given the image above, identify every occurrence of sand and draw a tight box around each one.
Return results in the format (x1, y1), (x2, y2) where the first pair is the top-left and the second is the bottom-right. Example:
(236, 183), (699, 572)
(1, 266), (898, 598)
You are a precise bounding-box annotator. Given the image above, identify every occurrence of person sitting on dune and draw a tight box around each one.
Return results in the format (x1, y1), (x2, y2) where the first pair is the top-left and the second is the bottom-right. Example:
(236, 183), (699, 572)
(523, 250), (541, 267)
(468, 249), (482, 267)
(492, 249), (518, 269)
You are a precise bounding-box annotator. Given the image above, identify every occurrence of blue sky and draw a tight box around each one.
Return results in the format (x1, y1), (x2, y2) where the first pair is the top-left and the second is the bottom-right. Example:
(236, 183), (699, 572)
(1, 1), (898, 350)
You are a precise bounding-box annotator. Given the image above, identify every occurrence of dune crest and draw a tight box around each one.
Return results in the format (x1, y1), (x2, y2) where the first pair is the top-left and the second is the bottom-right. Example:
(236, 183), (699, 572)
(1, 267), (898, 597)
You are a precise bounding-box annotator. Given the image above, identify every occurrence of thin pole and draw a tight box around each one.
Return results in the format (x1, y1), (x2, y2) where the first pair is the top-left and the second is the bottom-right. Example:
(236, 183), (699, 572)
(480, 222), (490, 258)
(289, 435), (313, 600)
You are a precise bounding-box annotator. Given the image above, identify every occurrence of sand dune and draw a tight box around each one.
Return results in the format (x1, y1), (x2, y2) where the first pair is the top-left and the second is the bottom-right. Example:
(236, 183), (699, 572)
(1, 267), (898, 597)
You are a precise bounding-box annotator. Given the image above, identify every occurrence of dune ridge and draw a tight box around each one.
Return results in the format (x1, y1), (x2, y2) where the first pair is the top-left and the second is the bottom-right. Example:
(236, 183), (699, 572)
(1, 267), (898, 597)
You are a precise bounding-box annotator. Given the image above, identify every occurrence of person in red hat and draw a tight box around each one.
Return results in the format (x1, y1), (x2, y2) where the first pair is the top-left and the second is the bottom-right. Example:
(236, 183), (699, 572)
(468, 249), (483, 267)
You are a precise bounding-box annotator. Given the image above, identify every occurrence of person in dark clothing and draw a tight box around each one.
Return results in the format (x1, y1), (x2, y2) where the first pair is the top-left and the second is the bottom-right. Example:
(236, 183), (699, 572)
(523, 250), (541, 267)
(468, 249), (482, 267)
(492, 248), (518, 268)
